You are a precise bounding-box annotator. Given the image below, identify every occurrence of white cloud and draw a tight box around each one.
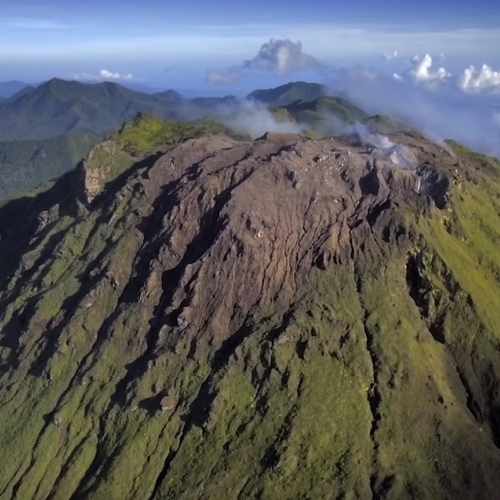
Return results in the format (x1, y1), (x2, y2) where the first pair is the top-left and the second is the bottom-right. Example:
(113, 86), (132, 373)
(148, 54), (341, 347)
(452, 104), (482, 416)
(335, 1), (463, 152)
(391, 53), (500, 94)
(207, 38), (320, 84)
(383, 50), (398, 61)
(459, 64), (500, 91)
(243, 38), (319, 73)
(70, 69), (139, 82)
(394, 54), (451, 86)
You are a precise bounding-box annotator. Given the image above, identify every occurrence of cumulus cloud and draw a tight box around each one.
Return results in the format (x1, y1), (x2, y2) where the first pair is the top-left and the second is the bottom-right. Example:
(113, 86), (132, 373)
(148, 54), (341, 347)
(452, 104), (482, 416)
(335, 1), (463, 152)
(394, 54), (451, 87)
(459, 64), (500, 91)
(70, 69), (139, 82)
(207, 38), (320, 84)
(393, 54), (500, 94)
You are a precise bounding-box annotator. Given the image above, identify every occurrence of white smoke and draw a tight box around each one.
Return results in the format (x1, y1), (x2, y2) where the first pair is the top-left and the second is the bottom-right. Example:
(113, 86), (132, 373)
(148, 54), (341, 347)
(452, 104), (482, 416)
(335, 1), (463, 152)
(351, 122), (394, 150)
(222, 99), (305, 138)
(348, 122), (417, 170)
(207, 38), (320, 84)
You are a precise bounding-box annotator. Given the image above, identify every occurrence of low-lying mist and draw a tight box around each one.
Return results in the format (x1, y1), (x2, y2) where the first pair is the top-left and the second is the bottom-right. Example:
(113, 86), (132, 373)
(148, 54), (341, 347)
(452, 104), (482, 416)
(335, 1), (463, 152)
(220, 100), (306, 138)
(326, 68), (500, 158)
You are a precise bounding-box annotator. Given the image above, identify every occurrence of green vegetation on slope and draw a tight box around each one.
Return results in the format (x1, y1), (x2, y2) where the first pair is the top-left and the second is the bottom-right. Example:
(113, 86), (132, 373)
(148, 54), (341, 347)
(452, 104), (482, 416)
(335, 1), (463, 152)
(113, 113), (233, 155)
(268, 98), (415, 138)
(0, 132), (101, 200)
(248, 81), (328, 106)
(363, 114), (417, 135)
(284, 96), (368, 135)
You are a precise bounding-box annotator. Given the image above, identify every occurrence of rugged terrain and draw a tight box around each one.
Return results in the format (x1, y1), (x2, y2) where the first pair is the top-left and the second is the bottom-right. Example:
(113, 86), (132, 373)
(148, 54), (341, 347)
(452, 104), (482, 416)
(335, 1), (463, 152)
(1, 122), (500, 499)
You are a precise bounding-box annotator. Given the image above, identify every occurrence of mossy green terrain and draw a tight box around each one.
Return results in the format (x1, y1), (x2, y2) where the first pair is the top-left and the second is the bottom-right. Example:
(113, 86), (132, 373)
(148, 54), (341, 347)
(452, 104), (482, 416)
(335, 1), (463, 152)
(113, 113), (234, 155)
(0, 133), (101, 200)
(0, 124), (500, 500)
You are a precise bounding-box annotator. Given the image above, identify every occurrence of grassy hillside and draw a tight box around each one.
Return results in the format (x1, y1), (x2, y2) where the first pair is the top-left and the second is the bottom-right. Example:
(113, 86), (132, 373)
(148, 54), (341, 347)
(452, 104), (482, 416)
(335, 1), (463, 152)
(0, 133), (101, 200)
(283, 96), (368, 134)
(112, 113), (243, 155)
(248, 81), (328, 106)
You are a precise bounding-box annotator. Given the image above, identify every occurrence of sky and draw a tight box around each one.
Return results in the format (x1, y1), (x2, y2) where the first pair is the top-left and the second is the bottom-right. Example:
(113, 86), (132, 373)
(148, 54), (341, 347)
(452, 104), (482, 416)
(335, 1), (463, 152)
(1, 0), (500, 91)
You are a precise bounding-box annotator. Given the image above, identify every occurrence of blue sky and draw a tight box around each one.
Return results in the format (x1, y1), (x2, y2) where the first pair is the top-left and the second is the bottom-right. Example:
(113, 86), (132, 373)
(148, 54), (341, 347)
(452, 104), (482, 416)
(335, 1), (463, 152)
(1, 0), (500, 91)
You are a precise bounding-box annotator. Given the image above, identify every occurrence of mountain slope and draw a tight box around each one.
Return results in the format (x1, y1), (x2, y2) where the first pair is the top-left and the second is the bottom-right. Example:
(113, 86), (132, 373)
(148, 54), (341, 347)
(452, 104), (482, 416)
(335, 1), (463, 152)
(0, 133), (101, 200)
(267, 97), (416, 138)
(153, 89), (186, 103)
(1, 125), (500, 499)
(283, 95), (369, 134)
(0, 79), (179, 141)
(248, 81), (328, 106)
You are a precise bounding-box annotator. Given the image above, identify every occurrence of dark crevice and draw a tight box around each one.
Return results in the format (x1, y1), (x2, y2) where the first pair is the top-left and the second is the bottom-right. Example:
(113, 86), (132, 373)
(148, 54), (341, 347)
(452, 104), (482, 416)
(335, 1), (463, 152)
(428, 314), (446, 344)
(266, 309), (295, 342)
(260, 405), (298, 470)
(367, 200), (391, 228)
(405, 253), (448, 345)
(417, 166), (450, 210)
(457, 369), (483, 422)
(359, 168), (380, 196)
(355, 270), (382, 500)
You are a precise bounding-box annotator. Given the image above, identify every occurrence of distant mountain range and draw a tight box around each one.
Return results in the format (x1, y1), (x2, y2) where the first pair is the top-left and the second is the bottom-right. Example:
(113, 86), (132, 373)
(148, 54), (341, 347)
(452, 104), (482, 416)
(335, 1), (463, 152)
(0, 78), (338, 143)
(0, 78), (250, 142)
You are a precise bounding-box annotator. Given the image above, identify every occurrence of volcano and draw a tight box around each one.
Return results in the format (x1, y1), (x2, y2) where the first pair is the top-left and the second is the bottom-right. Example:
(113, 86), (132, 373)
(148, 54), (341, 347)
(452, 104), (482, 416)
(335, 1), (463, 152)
(1, 121), (500, 500)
